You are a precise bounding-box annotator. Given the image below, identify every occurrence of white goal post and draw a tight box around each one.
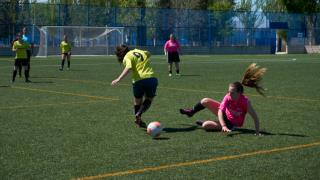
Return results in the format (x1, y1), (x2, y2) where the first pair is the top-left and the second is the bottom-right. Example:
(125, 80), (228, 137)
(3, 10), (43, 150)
(36, 26), (124, 57)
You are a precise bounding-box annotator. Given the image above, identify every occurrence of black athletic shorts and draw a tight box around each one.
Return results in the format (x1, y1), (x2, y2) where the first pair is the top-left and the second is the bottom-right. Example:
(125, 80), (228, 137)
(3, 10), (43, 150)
(14, 58), (28, 67)
(223, 112), (235, 130)
(167, 51), (180, 63)
(132, 77), (158, 98)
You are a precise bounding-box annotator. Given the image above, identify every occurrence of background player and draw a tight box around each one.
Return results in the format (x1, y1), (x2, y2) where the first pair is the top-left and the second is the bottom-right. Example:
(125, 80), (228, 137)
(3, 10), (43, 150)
(12, 32), (31, 83)
(164, 34), (181, 76)
(59, 35), (72, 70)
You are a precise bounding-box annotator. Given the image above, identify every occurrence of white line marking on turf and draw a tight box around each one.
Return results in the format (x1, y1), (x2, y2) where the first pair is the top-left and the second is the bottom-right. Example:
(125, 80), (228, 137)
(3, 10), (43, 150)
(72, 141), (320, 180)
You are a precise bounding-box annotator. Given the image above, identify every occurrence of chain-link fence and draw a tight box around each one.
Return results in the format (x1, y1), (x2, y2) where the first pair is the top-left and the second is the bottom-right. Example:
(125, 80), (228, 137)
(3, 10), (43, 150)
(1, 2), (320, 54)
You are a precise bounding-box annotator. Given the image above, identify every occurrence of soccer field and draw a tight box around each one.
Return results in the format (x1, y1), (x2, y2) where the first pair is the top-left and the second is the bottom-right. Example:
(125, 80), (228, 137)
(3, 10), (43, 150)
(1, 54), (320, 180)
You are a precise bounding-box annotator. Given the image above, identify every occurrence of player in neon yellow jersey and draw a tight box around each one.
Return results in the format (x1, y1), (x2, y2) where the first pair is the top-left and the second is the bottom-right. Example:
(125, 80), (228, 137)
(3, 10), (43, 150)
(111, 45), (158, 128)
(12, 32), (30, 83)
(59, 35), (71, 70)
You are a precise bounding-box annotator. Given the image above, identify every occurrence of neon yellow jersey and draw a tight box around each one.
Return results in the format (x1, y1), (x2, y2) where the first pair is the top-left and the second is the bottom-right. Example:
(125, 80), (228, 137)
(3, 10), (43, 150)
(60, 41), (71, 53)
(123, 49), (155, 83)
(12, 40), (29, 59)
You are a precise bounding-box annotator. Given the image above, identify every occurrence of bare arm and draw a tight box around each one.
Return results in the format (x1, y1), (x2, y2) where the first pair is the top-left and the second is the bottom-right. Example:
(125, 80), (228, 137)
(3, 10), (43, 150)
(218, 109), (231, 132)
(247, 101), (260, 135)
(111, 67), (131, 86)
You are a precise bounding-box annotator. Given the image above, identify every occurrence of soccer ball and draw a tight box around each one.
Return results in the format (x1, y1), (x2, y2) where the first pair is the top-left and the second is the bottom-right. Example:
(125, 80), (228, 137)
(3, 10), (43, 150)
(147, 121), (163, 138)
(202, 121), (218, 131)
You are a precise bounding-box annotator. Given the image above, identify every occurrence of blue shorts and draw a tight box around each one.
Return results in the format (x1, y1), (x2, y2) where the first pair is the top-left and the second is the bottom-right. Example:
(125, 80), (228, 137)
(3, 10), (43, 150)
(133, 77), (158, 98)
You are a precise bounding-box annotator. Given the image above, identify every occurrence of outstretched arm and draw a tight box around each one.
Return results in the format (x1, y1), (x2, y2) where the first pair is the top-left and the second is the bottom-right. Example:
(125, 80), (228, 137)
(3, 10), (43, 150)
(247, 101), (260, 135)
(111, 67), (131, 86)
(218, 109), (231, 132)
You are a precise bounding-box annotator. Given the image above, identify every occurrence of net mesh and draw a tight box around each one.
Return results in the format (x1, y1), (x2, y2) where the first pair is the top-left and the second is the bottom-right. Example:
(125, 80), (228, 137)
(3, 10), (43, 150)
(37, 26), (124, 57)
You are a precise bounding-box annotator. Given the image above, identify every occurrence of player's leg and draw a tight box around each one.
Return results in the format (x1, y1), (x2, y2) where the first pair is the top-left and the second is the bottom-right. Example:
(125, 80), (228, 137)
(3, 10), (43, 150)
(67, 53), (71, 69)
(60, 53), (66, 70)
(133, 80), (146, 127)
(135, 78), (158, 127)
(174, 62), (180, 75)
(12, 59), (19, 82)
(27, 50), (31, 72)
(180, 98), (220, 117)
(174, 52), (180, 75)
(22, 59), (31, 82)
(168, 63), (173, 76)
(167, 52), (173, 76)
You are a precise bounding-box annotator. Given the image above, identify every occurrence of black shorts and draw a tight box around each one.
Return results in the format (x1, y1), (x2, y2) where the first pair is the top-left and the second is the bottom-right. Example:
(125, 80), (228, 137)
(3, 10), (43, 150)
(62, 52), (71, 56)
(223, 112), (235, 130)
(132, 77), (158, 98)
(167, 52), (180, 63)
(14, 58), (28, 67)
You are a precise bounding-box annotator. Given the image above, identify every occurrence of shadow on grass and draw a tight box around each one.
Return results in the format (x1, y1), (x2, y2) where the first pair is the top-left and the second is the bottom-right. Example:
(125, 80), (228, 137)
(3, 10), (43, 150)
(0, 85), (10, 87)
(28, 81), (55, 84)
(30, 76), (57, 79)
(180, 74), (201, 77)
(65, 69), (88, 72)
(163, 124), (198, 133)
(227, 128), (308, 137)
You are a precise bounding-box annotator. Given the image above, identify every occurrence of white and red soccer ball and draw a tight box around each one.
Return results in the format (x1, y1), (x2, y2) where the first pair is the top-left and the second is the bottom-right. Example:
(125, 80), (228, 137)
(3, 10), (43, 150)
(147, 121), (163, 138)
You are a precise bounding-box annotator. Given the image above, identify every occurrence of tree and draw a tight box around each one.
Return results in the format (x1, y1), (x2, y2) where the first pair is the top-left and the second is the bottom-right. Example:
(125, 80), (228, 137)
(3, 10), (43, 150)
(282, 0), (320, 45)
(235, 0), (265, 46)
(207, 0), (235, 46)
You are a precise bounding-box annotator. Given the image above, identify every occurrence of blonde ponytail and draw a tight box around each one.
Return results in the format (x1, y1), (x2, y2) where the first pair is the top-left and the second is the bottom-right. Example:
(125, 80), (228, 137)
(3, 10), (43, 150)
(241, 63), (267, 96)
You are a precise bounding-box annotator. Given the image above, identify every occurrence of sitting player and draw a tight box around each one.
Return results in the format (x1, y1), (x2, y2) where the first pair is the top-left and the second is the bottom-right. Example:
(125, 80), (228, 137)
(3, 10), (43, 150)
(180, 63), (266, 135)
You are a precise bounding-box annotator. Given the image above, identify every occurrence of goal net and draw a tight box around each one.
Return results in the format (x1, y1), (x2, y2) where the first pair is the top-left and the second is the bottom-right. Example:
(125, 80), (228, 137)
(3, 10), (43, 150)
(37, 26), (124, 57)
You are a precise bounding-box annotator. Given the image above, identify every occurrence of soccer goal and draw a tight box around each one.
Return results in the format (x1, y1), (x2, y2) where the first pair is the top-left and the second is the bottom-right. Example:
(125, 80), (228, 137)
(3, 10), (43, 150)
(36, 26), (124, 57)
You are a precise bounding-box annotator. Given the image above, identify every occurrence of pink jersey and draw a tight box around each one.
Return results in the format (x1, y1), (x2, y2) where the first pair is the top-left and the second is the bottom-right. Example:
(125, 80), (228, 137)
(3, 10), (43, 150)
(219, 94), (249, 127)
(164, 40), (180, 53)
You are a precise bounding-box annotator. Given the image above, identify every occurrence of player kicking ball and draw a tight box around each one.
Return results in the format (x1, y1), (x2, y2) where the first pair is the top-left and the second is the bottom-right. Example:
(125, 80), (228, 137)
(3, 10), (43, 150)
(111, 45), (158, 128)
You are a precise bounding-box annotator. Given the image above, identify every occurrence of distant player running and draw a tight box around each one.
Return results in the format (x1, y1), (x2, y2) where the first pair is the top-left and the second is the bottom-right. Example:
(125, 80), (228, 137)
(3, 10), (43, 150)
(180, 63), (266, 135)
(12, 33), (31, 83)
(111, 45), (158, 128)
(59, 35), (71, 70)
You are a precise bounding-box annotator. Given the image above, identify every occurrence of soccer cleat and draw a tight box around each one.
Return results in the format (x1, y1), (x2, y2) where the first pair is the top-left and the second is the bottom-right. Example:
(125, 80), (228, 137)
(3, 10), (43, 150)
(195, 120), (204, 126)
(135, 115), (147, 128)
(176, 73), (181, 76)
(25, 79), (31, 83)
(179, 108), (194, 117)
(59, 67), (63, 71)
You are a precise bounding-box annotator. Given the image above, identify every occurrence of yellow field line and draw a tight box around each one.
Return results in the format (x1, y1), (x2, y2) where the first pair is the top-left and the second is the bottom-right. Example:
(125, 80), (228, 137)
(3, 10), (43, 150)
(47, 77), (320, 103)
(11, 86), (119, 101)
(0, 100), (104, 110)
(73, 141), (320, 180)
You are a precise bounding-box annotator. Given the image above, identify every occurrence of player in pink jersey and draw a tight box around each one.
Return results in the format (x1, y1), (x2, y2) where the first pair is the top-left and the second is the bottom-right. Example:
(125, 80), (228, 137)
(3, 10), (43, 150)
(164, 34), (181, 76)
(180, 63), (267, 135)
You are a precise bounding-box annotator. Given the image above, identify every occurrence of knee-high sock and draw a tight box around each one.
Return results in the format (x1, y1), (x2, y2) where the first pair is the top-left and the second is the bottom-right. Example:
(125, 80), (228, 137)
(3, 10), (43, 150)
(192, 102), (205, 114)
(24, 69), (29, 81)
(136, 99), (152, 117)
(134, 105), (141, 115)
(12, 70), (17, 81)
(61, 59), (65, 68)
(67, 60), (70, 68)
